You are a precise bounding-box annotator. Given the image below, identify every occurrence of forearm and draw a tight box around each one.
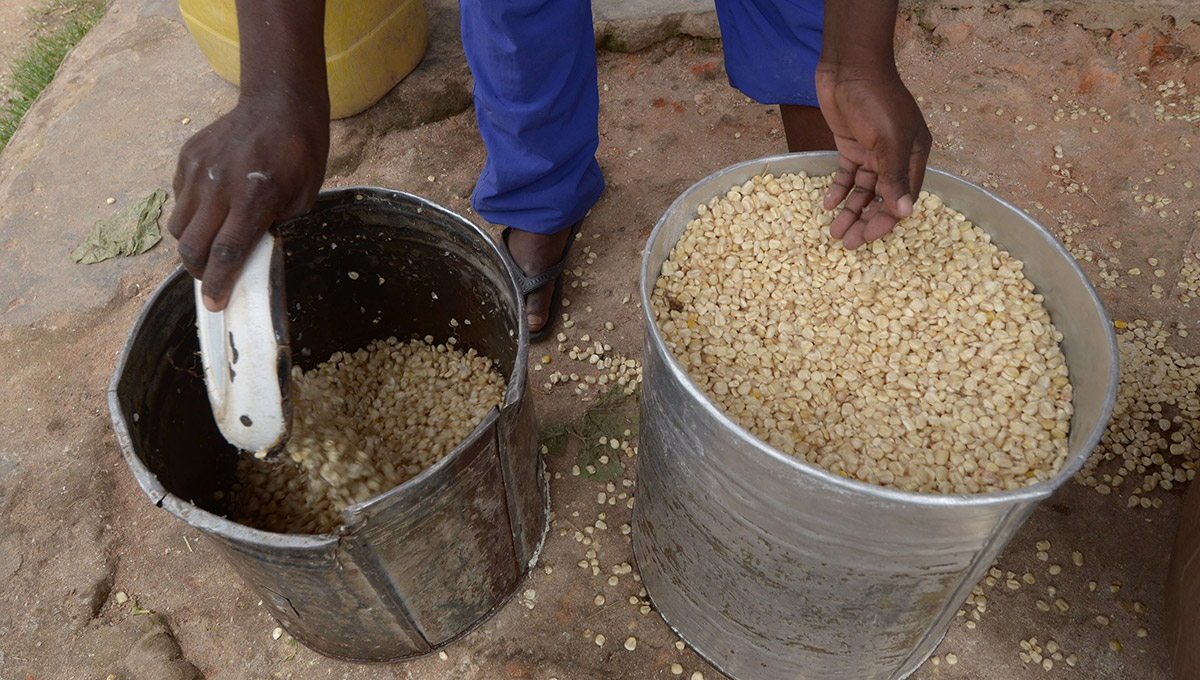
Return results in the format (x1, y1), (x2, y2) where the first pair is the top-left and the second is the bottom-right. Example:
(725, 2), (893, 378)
(169, 0), (331, 309)
(820, 0), (899, 71)
(235, 0), (329, 111)
(813, 0), (930, 246)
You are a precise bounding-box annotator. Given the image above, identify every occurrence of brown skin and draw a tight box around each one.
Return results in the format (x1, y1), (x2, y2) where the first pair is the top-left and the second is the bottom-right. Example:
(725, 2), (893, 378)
(169, 0), (329, 313)
(815, 0), (932, 250)
(168, 0), (929, 333)
(780, 104), (836, 153)
(505, 228), (574, 333)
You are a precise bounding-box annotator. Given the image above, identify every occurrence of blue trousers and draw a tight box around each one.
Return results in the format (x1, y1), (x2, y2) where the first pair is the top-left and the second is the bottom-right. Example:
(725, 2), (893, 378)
(459, 0), (824, 235)
(716, 0), (824, 107)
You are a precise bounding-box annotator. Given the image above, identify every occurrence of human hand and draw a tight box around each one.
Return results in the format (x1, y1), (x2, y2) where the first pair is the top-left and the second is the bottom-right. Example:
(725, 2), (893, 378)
(168, 93), (329, 311)
(815, 62), (931, 250)
(814, 0), (931, 250)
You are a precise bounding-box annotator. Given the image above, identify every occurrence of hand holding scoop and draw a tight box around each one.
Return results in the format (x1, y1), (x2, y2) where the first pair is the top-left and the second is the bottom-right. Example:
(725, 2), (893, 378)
(194, 231), (292, 458)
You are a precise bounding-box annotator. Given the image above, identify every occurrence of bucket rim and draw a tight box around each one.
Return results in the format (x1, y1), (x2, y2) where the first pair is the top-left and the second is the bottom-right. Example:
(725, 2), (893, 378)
(638, 151), (1119, 508)
(109, 186), (530, 544)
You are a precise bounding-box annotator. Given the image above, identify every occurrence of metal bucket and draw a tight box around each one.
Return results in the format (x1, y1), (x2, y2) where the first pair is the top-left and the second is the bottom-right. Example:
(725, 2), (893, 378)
(633, 153), (1118, 680)
(108, 187), (547, 662)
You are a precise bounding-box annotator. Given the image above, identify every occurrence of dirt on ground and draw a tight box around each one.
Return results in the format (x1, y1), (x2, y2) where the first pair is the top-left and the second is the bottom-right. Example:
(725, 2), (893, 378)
(0, 0), (95, 95)
(0, 0), (35, 91)
(0, 1), (1199, 679)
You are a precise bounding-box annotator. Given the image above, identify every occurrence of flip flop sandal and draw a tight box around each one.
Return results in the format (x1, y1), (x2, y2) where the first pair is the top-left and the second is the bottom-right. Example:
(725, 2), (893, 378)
(501, 220), (584, 342)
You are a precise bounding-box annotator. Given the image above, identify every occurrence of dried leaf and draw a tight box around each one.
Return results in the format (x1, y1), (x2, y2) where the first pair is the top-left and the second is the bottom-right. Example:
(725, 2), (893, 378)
(538, 385), (639, 483)
(70, 189), (166, 264)
(538, 422), (569, 457)
(576, 438), (624, 482)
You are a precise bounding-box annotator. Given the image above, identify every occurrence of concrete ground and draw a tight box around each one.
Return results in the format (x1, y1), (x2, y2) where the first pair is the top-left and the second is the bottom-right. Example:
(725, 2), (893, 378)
(1, 0), (1199, 678)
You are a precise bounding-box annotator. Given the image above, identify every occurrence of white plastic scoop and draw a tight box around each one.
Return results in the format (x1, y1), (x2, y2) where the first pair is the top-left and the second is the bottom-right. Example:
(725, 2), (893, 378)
(195, 232), (292, 457)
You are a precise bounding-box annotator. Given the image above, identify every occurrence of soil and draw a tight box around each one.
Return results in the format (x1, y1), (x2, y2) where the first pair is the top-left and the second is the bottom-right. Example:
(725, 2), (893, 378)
(0, 0), (35, 91)
(0, 0), (99, 94)
(0, 1), (1199, 679)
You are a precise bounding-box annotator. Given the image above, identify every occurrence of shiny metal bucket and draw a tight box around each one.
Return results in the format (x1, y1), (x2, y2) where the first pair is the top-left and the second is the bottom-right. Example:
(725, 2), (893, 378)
(633, 152), (1118, 680)
(108, 187), (547, 662)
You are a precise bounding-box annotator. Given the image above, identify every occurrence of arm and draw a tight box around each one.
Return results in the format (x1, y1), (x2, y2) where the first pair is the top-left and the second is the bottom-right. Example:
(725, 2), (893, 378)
(168, 0), (329, 311)
(816, 0), (931, 249)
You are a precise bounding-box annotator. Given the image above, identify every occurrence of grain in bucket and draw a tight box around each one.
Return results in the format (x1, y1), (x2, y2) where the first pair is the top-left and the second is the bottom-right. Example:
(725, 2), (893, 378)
(109, 187), (547, 661)
(633, 153), (1118, 680)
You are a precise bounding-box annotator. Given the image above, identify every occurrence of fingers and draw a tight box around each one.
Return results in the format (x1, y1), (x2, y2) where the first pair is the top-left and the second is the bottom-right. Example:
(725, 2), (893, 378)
(829, 168), (879, 240)
(826, 122), (930, 249)
(171, 149), (233, 280)
(861, 201), (900, 244)
(838, 197), (899, 250)
(874, 121), (932, 220)
(175, 198), (230, 280)
(165, 96), (331, 314)
(823, 160), (858, 211)
(907, 128), (932, 200)
(198, 175), (284, 311)
(168, 156), (202, 242)
(873, 136), (916, 220)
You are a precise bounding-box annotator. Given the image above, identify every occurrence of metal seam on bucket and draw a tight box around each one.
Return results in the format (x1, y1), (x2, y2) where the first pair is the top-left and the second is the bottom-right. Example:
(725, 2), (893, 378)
(494, 421), (527, 574)
(107, 269), (191, 509)
(342, 538), (433, 652)
(889, 502), (1026, 679)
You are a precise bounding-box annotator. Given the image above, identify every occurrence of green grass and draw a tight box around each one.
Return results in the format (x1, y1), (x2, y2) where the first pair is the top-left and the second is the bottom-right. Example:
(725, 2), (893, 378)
(0, 0), (107, 153)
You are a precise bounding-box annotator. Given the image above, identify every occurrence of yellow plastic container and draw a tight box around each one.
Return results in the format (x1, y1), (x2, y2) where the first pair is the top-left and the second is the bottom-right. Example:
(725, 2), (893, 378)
(179, 0), (428, 119)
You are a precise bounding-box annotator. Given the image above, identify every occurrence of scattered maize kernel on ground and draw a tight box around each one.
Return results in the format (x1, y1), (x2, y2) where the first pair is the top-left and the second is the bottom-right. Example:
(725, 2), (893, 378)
(231, 335), (506, 533)
(1074, 320), (1200, 501)
(651, 171), (1073, 494)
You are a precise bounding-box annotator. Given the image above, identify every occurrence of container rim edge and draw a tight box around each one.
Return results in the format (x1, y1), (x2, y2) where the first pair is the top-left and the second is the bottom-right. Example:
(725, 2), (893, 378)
(638, 151), (1119, 509)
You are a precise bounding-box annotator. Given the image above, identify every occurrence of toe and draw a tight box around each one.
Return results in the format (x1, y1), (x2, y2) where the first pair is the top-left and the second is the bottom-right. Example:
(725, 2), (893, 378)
(526, 285), (553, 334)
(505, 227), (573, 337)
(528, 312), (548, 334)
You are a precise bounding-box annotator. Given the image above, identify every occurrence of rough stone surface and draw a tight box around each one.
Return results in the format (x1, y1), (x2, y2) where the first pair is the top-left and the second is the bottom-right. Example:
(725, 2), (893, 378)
(0, 0), (1198, 679)
(0, 0), (213, 326)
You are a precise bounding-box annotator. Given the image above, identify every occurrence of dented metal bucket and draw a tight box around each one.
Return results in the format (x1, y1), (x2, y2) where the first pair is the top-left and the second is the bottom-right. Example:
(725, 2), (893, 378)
(633, 153), (1118, 680)
(109, 187), (547, 662)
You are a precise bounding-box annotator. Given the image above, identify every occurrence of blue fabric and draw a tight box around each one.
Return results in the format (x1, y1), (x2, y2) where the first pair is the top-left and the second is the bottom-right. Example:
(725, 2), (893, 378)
(459, 0), (605, 235)
(715, 0), (824, 106)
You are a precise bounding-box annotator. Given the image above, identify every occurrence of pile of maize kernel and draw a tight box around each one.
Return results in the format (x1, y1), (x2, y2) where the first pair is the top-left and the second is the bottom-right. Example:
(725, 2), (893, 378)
(232, 335), (506, 533)
(652, 171), (1073, 494)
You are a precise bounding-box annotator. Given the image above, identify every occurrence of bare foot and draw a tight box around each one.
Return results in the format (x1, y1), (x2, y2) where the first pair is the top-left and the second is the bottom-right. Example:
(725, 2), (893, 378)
(505, 227), (574, 334)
